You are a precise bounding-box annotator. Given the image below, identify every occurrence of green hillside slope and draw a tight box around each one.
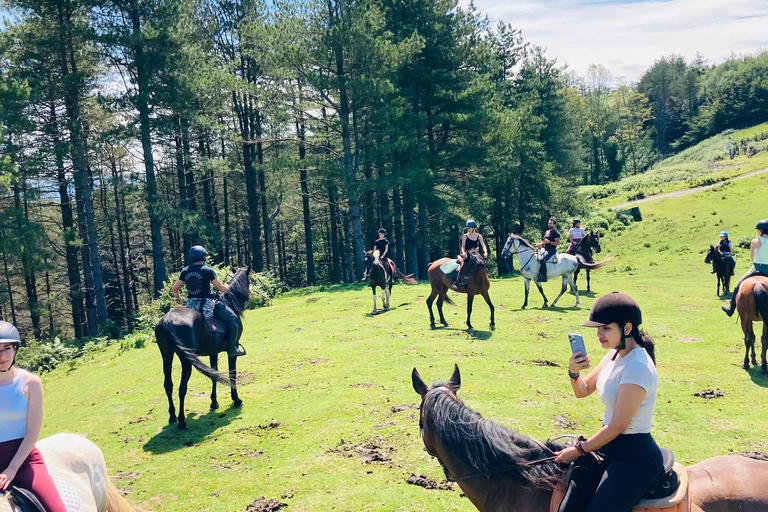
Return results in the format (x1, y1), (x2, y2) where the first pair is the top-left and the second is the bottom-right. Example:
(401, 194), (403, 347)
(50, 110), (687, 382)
(40, 173), (768, 512)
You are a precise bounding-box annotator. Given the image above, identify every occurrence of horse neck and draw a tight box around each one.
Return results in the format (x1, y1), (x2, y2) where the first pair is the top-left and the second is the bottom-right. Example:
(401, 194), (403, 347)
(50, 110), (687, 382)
(0, 496), (14, 512)
(513, 242), (536, 269)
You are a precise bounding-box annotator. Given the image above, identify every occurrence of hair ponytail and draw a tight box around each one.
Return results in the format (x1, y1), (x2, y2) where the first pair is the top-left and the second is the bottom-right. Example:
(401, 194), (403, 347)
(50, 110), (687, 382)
(632, 328), (656, 365)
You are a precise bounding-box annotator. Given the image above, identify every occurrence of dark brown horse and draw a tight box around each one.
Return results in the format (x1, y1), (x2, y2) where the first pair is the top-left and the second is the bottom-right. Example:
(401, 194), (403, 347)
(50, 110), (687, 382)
(412, 365), (768, 512)
(735, 275), (768, 372)
(155, 267), (251, 430)
(427, 255), (494, 330)
(705, 245), (732, 296)
(571, 231), (601, 292)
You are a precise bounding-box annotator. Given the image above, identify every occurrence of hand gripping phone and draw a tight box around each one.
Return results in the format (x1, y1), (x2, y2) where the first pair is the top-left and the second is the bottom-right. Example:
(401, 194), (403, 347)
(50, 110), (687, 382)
(568, 333), (589, 366)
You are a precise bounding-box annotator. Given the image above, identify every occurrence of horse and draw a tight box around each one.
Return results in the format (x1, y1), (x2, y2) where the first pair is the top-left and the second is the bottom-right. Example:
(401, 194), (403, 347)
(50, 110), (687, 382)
(426, 254), (494, 330)
(412, 365), (768, 512)
(704, 245), (731, 296)
(362, 250), (415, 314)
(0, 433), (137, 512)
(735, 275), (768, 372)
(501, 234), (607, 309)
(155, 266), (251, 430)
(571, 231), (602, 292)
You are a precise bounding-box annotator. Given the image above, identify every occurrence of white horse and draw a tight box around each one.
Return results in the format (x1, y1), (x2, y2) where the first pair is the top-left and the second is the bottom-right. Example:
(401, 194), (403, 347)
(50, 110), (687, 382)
(501, 234), (607, 309)
(0, 433), (137, 512)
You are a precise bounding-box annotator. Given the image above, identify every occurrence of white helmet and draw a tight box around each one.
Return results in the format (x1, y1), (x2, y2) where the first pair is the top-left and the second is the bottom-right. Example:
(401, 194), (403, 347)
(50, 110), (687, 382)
(0, 321), (21, 345)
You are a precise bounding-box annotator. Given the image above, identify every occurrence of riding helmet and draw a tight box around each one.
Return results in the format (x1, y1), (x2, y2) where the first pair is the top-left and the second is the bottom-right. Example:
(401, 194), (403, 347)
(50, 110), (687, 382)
(582, 292), (642, 328)
(378, 228), (387, 235)
(756, 219), (768, 231)
(189, 245), (208, 262)
(0, 321), (21, 346)
(719, 231), (728, 237)
(573, 218), (581, 224)
(465, 219), (477, 228)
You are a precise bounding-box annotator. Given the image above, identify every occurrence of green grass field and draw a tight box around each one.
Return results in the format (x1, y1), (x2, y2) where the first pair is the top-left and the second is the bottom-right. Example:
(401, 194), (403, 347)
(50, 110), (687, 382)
(38, 170), (768, 512)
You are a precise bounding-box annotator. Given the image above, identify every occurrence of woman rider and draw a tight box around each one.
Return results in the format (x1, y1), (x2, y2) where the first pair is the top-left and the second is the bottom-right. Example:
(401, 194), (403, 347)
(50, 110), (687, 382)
(567, 218), (586, 255)
(712, 231), (735, 275)
(453, 220), (488, 287)
(554, 292), (662, 512)
(0, 321), (67, 512)
(372, 228), (392, 274)
(172, 245), (245, 357)
(722, 219), (768, 316)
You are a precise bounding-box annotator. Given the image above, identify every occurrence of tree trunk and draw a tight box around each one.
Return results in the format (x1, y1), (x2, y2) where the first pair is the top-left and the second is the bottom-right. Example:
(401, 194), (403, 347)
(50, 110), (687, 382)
(417, 198), (429, 280)
(392, 186), (404, 272)
(342, 212), (354, 282)
(111, 159), (133, 321)
(254, 110), (274, 270)
(14, 184), (41, 338)
(403, 187), (418, 276)
(328, 184), (341, 284)
(1, 249), (17, 325)
(296, 102), (315, 286)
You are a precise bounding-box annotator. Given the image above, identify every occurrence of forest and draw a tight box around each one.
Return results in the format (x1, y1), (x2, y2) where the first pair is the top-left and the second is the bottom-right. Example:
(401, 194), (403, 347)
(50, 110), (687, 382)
(0, 0), (767, 340)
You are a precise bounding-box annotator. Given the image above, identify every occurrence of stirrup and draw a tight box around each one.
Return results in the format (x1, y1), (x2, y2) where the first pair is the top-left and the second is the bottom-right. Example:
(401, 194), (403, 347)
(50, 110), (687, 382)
(229, 344), (247, 357)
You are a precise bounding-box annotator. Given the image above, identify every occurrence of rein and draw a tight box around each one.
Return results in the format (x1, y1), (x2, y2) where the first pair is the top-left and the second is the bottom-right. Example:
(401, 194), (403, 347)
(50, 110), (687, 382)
(505, 239), (537, 272)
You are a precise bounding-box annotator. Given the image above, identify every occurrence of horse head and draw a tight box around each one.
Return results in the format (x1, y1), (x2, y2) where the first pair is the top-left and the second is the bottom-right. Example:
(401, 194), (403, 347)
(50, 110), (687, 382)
(705, 245), (717, 264)
(502, 234), (519, 257)
(363, 251), (374, 278)
(412, 365), (462, 457)
(221, 267), (252, 317)
(588, 231), (602, 254)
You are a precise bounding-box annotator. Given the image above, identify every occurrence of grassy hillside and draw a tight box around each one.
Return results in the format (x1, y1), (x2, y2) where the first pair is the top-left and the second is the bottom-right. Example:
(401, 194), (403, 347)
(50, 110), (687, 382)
(38, 171), (768, 512)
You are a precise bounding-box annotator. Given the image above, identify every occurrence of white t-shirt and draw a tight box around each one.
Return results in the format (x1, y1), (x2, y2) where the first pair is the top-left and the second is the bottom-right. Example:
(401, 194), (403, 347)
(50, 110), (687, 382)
(595, 347), (657, 434)
(569, 227), (585, 241)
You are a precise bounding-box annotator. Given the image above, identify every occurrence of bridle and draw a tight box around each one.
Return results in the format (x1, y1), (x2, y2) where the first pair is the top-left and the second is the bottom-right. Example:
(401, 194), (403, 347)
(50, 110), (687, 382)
(418, 387), (570, 482)
(503, 236), (537, 271)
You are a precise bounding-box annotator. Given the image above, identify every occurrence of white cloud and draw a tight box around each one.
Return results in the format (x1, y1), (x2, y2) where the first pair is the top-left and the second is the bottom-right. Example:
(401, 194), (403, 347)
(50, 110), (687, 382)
(465, 0), (768, 81)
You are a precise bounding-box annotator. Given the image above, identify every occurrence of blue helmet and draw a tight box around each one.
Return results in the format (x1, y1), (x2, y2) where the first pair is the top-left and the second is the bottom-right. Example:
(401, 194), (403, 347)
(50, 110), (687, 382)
(719, 231), (728, 237)
(189, 245), (208, 262)
(465, 219), (477, 228)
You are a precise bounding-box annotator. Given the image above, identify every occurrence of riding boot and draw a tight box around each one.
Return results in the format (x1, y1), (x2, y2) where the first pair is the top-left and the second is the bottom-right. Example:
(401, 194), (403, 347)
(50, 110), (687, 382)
(226, 320), (245, 357)
(538, 261), (548, 282)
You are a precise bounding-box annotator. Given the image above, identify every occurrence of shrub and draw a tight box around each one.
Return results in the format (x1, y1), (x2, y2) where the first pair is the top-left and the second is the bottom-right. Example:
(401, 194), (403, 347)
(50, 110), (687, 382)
(738, 236), (752, 249)
(17, 338), (77, 373)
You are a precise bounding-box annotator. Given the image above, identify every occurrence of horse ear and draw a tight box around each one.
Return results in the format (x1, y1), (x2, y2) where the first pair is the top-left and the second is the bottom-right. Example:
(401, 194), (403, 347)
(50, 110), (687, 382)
(448, 364), (461, 391)
(412, 368), (429, 397)
(246, 265), (252, 274)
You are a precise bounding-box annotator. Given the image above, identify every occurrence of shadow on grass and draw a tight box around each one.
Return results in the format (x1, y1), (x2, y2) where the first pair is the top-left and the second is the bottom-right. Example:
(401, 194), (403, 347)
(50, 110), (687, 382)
(467, 328), (494, 340)
(142, 405), (242, 454)
(365, 307), (397, 317)
(747, 366), (768, 388)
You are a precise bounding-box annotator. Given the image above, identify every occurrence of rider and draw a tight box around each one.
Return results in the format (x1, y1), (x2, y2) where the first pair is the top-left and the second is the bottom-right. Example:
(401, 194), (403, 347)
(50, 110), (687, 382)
(453, 220), (488, 287)
(722, 219), (768, 317)
(0, 321), (67, 512)
(373, 228), (392, 274)
(555, 292), (662, 512)
(712, 231), (735, 275)
(538, 218), (561, 282)
(567, 218), (586, 255)
(172, 245), (245, 357)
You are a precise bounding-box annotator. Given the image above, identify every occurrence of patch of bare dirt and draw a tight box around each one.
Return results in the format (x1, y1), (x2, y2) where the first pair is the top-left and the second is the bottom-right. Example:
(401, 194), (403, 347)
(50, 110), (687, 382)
(391, 403), (419, 413)
(245, 497), (287, 512)
(537, 332), (551, 338)
(306, 297), (319, 304)
(741, 450), (768, 461)
(693, 389), (726, 399)
(113, 471), (141, 482)
(293, 356), (329, 370)
(406, 474), (454, 491)
(676, 337), (699, 343)
(129, 409), (153, 424)
(119, 487), (132, 496)
(234, 372), (255, 386)
(532, 359), (560, 367)
(276, 384), (295, 390)
(372, 421), (396, 430)
(332, 438), (393, 464)
(235, 420), (282, 434)
(350, 382), (383, 388)
(553, 414), (577, 430)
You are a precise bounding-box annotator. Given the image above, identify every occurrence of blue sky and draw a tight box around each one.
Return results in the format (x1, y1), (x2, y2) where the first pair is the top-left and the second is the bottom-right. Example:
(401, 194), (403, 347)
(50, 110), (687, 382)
(466, 0), (768, 81)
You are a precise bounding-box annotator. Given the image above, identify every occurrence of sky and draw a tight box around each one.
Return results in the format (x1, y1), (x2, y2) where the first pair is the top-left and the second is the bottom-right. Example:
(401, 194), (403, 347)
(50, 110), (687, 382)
(465, 0), (768, 82)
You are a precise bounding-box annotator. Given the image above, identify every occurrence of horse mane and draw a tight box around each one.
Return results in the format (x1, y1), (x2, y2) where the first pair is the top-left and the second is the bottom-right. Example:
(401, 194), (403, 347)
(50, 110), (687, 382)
(423, 387), (566, 489)
(514, 235), (536, 251)
(220, 267), (251, 318)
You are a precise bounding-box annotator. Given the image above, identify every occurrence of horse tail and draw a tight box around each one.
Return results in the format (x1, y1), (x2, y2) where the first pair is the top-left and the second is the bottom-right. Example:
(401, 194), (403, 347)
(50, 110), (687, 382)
(161, 317), (230, 386)
(444, 295), (456, 306)
(577, 255), (611, 270)
(396, 268), (417, 284)
(754, 282), (768, 322)
(107, 478), (141, 512)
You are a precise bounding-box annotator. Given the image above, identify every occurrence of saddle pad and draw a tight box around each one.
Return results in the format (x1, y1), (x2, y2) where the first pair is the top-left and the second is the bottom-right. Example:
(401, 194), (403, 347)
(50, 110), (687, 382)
(550, 463), (689, 512)
(52, 475), (81, 512)
(204, 316), (227, 335)
(440, 260), (460, 280)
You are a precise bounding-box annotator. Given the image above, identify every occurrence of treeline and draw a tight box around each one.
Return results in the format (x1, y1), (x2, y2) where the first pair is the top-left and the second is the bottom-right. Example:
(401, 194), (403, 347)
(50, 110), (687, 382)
(0, 0), (766, 339)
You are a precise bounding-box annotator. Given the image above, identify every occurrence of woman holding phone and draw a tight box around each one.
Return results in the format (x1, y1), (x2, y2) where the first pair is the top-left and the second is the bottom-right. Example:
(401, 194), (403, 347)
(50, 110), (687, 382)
(554, 292), (661, 512)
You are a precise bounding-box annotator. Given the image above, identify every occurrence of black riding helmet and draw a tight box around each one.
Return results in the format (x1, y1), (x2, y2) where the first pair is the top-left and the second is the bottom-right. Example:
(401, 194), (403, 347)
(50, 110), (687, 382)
(189, 245), (208, 263)
(757, 219), (768, 231)
(0, 320), (22, 372)
(583, 292), (642, 359)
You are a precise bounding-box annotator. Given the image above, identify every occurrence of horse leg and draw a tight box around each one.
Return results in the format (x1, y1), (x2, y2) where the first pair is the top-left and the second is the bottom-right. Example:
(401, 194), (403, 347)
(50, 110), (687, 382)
(466, 294), (474, 330)
(178, 361), (192, 430)
(426, 288), (438, 329)
(762, 323), (768, 374)
(522, 278), (530, 309)
(568, 275), (580, 306)
(482, 291), (495, 328)
(586, 268), (591, 292)
(551, 276), (569, 307)
(161, 344), (177, 424)
(437, 289), (449, 327)
(384, 282), (391, 310)
(372, 286), (377, 314)
(573, 267), (579, 289)
(229, 355), (243, 407)
(209, 355), (219, 410)
(743, 319), (754, 370)
(535, 280), (549, 308)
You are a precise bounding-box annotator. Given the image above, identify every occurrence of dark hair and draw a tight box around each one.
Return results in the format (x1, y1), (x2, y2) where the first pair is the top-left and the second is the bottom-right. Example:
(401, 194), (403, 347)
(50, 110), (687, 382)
(626, 325), (655, 364)
(760, 229), (768, 236)
(549, 217), (557, 225)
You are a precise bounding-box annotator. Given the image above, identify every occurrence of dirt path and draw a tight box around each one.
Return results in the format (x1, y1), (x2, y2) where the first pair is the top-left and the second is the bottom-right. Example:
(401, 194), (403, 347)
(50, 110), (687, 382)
(613, 166), (768, 209)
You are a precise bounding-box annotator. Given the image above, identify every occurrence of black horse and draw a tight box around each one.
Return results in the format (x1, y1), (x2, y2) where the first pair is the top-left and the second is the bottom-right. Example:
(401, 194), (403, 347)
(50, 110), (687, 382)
(363, 250), (392, 314)
(705, 245), (732, 296)
(155, 266), (251, 430)
(572, 231), (602, 292)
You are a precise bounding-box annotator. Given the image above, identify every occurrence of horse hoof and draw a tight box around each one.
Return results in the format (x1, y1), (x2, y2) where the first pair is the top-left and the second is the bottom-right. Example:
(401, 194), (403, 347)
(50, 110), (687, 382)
(430, 323), (437, 330)
(744, 363), (750, 370)
(178, 423), (188, 431)
(210, 402), (220, 410)
(762, 367), (768, 375)
(490, 323), (495, 330)
(441, 322), (449, 328)
(542, 304), (548, 309)
(233, 399), (243, 408)
(169, 417), (177, 425)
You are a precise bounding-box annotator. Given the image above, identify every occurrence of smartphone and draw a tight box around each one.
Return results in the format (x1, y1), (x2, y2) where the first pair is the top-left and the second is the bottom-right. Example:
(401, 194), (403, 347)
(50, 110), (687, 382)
(568, 333), (589, 366)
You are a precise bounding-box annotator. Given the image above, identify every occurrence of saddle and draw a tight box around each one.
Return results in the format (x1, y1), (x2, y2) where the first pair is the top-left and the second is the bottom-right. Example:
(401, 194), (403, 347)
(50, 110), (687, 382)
(550, 448), (689, 512)
(7, 476), (81, 512)
(203, 316), (228, 335)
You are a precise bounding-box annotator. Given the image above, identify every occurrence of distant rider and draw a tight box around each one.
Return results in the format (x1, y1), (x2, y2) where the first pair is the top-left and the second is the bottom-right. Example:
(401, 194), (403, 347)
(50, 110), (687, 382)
(538, 218), (561, 282)
(373, 228), (392, 274)
(172, 246), (245, 357)
(722, 220), (768, 317)
(712, 231), (735, 276)
(453, 220), (488, 287)
(555, 292), (662, 512)
(567, 218), (586, 255)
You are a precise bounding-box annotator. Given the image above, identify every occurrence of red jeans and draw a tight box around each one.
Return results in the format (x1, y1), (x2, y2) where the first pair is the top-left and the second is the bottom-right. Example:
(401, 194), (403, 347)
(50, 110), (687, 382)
(0, 438), (66, 512)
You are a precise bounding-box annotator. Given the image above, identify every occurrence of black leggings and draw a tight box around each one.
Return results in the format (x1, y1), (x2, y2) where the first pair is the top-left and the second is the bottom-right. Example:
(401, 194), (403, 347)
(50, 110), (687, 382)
(558, 434), (663, 512)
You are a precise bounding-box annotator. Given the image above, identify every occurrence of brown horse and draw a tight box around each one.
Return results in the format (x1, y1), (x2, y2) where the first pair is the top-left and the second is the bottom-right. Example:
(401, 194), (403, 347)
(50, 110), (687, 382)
(412, 365), (768, 512)
(735, 275), (768, 372)
(427, 256), (494, 330)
